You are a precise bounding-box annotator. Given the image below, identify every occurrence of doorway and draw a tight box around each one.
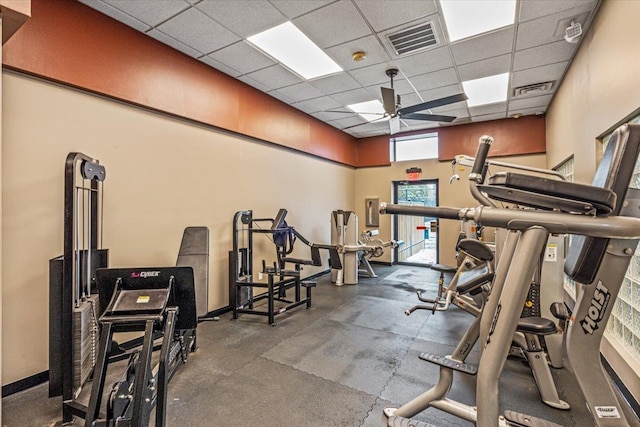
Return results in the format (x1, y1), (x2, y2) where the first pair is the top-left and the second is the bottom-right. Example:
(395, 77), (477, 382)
(393, 179), (439, 266)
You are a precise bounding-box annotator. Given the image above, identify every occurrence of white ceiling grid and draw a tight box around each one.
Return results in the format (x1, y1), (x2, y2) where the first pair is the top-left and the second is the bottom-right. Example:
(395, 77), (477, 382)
(79, 0), (600, 137)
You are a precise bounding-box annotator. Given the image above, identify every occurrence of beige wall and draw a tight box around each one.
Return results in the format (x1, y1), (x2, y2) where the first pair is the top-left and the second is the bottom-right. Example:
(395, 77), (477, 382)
(1, 72), (355, 384)
(546, 0), (640, 181)
(355, 153), (547, 267)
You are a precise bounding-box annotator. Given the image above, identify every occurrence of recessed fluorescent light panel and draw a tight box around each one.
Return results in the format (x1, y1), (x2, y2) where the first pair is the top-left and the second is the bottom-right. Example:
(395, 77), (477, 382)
(247, 22), (343, 80)
(462, 73), (509, 107)
(347, 100), (389, 122)
(440, 0), (516, 42)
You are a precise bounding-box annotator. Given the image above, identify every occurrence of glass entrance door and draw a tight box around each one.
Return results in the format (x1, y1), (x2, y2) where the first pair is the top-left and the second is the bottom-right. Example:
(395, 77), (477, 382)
(393, 179), (439, 266)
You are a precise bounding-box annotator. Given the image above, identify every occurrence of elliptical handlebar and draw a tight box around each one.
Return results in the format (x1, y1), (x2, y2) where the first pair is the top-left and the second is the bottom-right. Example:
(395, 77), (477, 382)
(469, 135), (493, 182)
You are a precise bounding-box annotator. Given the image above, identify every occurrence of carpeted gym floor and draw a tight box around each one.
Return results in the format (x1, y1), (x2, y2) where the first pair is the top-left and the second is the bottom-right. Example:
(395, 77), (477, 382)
(3, 264), (638, 426)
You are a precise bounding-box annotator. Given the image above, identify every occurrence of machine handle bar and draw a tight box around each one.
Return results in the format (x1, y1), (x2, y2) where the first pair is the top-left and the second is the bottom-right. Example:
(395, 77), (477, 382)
(379, 202), (640, 239)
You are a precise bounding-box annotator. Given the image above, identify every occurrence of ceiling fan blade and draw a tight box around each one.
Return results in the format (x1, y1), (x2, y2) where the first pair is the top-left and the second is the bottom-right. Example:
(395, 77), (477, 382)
(401, 112), (457, 122)
(389, 116), (401, 134)
(381, 87), (396, 115)
(326, 110), (385, 116)
(398, 93), (468, 116)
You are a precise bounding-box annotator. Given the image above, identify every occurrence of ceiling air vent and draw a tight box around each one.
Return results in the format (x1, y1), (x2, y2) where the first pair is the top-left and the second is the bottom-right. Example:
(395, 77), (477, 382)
(513, 81), (555, 97)
(387, 22), (438, 56)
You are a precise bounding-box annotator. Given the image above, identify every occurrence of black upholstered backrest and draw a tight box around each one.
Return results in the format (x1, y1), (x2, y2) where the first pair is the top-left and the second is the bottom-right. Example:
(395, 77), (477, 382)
(565, 124), (640, 284)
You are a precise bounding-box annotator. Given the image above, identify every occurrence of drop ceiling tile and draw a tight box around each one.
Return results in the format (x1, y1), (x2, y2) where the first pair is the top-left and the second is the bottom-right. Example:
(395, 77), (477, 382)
(349, 62), (400, 87)
(208, 41), (276, 75)
(245, 64), (303, 90)
(457, 54), (512, 82)
(393, 46), (455, 77)
(196, 0), (286, 38)
(409, 68), (459, 92)
(507, 106), (547, 117)
(293, 1), (371, 48)
(276, 82), (325, 102)
(354, 0), (437, 32)
(325, 35), (391, 72)
(267, 90), (295, 105)
(200, 55), (241, 77)
(311, 111), (346, 122)
(416, 84), (465, 106)
(429, 106), (469, 118)
(295, 96), (342, 113)
(508, 94), (553, 110)
(237, 75), (272, 93)
(269, 0), (336, 19)
(469, 102), (507, 116)
(309, 73), (361, 95)
(186, 0), (202, 4)
(356, 128), (387, 137)
(330, 88), (375, 105)
(400, 120), (440, 130)
(332, 116), (367, 129)
(451, 27), (515, 65)
(157, 7), (240, 54)
(519, 0), (597, 22)
(395, 92), (422, 107)
(515, 6), (593, 50)
(79, 0), (151, 32)
(513, 40), (576, 71)
(511, 62), (568, 88)
(146, 29), (203, 58)
(471, 112), (507, 122)
(101, 0), (189, 26)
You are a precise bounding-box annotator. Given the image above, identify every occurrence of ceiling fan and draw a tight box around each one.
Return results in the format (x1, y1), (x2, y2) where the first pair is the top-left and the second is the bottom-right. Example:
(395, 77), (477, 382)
(381, 68), (468, 134)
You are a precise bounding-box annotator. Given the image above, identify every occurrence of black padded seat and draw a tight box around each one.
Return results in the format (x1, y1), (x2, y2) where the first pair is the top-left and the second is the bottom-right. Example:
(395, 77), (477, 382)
(482, 172), (616, 214)
(431, 263), (457, 274)
(516, 316), (557, 335)
(456, 265), (494, 295)
(458, 239), (494, 261)
(565, 124), (640, 284)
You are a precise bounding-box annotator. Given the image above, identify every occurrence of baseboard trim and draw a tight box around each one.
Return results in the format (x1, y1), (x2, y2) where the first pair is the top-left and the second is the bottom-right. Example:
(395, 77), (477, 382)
(2, 371), (49, 397)
(369, 260), (393, 266)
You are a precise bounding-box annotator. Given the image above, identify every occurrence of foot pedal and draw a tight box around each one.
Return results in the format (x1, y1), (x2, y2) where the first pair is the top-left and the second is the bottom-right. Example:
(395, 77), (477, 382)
(387, 415), (434, 427)
(504, 410), (563, 427)
(419, 353), (477, 375)
(301, 281), (317, 288)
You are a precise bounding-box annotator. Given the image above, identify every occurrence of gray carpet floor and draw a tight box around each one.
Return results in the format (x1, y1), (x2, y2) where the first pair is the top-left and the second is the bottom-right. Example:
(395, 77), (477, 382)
(2, 265), (637, 426)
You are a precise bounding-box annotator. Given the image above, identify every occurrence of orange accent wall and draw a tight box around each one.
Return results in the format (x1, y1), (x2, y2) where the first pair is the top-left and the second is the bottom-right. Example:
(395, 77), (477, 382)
(357, 115), (546, 166)
(1, 0), (30, 44)
(2, 0), (358, 165)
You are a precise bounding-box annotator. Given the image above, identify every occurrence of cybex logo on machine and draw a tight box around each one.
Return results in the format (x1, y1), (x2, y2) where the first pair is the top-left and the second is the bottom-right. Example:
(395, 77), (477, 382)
(594, 406), (621, 418)
(130, 271), (161, 278)
(580, 281), (611, 335)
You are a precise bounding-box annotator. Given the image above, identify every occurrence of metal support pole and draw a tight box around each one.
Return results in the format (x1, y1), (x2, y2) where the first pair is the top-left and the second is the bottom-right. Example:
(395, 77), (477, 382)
(476, 226), (549, 427)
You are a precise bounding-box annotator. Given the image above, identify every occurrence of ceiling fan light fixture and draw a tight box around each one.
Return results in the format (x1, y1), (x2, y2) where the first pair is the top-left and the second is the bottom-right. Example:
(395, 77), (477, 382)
(462, 73), (509, 107)
(440, 0), (516, 42)
(247, 22), (343, 80)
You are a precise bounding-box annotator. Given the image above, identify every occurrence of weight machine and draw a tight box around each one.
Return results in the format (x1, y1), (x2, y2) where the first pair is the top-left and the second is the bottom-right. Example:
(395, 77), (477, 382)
(330, 210), (399, 285)
(49, 153), (198, 426)
(229, 209), (342, 325)
(49, 153), (108, 423)
(383, 124), (640, 426)
(84, 267), (197, 427)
